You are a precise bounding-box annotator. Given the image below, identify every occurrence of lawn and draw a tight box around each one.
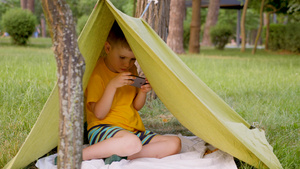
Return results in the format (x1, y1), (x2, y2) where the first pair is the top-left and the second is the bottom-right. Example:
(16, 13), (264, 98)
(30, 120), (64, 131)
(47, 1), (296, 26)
(0, 37), (299, 168)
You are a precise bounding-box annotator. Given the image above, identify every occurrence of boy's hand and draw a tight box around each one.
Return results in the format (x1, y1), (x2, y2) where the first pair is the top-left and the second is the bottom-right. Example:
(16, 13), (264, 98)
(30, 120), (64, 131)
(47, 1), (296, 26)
(140, 79), (152, 93)
(108, 72), (135, 89)
(133, 79), (152, 110)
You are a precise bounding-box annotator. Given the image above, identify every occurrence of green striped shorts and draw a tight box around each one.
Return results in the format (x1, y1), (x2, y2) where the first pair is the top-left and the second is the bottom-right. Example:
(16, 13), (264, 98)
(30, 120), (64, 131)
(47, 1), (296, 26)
(88, 124), (157, 146)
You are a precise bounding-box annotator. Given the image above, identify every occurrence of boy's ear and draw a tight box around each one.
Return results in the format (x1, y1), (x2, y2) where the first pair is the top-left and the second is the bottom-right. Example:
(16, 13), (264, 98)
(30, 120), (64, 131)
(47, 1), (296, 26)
(104, 41), (111, 54)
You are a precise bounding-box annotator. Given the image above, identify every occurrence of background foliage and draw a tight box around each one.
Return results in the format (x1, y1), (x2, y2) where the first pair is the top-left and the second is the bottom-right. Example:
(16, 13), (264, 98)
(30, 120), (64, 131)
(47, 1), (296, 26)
(0, 0), (300, 51)
(210, 24), (233, 50)
(268, 23), (300, 52)
(2, 8), (36, 45)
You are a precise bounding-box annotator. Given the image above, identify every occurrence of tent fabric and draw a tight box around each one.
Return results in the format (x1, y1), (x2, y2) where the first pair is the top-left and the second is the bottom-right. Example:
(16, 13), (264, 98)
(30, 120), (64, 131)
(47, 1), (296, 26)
(4, 0), (282, 168)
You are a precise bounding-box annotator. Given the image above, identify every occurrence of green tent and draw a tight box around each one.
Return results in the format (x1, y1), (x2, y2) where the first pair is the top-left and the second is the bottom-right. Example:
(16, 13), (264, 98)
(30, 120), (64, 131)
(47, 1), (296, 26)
(4, 0), (282, 168)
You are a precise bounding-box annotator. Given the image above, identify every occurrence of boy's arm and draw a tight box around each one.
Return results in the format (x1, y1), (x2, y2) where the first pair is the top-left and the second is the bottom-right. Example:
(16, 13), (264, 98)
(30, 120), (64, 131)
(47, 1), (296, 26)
(91, 72), (135, 119)
(133, 82), (152, 111)
(91, 84), (117, 119)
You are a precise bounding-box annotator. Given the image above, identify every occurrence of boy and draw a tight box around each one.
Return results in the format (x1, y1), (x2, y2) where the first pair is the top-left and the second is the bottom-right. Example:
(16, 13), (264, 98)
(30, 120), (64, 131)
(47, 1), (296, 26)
(82, 22), (181, 163)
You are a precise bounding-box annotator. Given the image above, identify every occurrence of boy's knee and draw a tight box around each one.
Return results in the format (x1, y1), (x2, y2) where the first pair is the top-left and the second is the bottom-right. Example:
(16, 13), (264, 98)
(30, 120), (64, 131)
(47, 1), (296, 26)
(169, 136), (182, 154)
(121, 134), (142, 155)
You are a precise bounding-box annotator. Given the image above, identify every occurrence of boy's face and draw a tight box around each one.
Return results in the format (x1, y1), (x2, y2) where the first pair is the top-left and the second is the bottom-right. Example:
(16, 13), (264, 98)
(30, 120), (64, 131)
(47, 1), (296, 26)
(104, 42), (136, 73)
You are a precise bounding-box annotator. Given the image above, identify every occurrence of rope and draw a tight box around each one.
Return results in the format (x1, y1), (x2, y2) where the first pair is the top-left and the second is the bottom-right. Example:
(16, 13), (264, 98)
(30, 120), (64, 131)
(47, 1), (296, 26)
(140, 0), (159, 18)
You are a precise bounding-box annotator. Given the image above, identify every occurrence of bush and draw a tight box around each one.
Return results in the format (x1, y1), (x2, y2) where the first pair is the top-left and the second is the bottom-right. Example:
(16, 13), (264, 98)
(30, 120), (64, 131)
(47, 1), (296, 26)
(268, 24), (286, 51)
(209, 24), (233, 50)
(1, 8), (36, 45)
(76, 15), (89, 35)
(285, 24), (300, 53)
(268, 23), (300, 53)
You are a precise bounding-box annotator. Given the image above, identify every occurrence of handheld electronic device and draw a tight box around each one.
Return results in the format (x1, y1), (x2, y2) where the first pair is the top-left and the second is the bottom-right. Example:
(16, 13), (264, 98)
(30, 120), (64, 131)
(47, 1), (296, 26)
(130, 75), (147, 88)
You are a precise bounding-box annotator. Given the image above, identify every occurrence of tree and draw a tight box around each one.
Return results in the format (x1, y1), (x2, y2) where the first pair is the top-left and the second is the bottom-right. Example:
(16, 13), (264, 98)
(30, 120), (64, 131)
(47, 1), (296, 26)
(252, 0), (265, 54)
(264, 0), (289, 50)
(135, 0), (170, 41)
(135, 0), (170, 99)
(21, 0), (35, 13)
(264, 7), (273, 50)
(188, 0), (201, 53)
(41, 0), (85, 168)
(288, 0), (300, 20)
(167, 0), (185, 54)
(202, 0), (220, 46)
(251, 0), (289, 54)
(241, 0), (249, 52)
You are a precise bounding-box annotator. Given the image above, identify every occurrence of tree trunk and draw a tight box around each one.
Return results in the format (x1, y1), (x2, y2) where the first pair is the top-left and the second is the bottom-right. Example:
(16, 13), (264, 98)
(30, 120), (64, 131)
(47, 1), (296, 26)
(167, 0), (185, 54)
(135, 0), (170, 100)
(40, 14), (47, 37)
(27, 0), (35, 13)
(21, 0), (35, 13)
(21, 0), (27, 10)
(240, 0), (249, 52)
(250, 29), (257, 45)
(201, 0), (220, 46)
(188, 0), (201, 53)
(265, 4), (280, 51)
(135, 0), (170, 41)
(265, 12), (271, 50)
(41, 0), (85, 168)
(252, 0), (265, 54)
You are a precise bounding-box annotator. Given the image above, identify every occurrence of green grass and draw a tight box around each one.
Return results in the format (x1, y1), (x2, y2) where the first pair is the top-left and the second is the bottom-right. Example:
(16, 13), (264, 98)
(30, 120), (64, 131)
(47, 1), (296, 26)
(182, 50), (299, 168)
(142, 49), (299, 168)
(0, 38), (56, 167)
(0, 37), (299, 168)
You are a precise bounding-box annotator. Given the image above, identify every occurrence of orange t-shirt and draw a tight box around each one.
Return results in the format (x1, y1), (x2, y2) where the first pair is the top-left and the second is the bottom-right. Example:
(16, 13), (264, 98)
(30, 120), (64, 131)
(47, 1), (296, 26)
(85, 58), (145, 132)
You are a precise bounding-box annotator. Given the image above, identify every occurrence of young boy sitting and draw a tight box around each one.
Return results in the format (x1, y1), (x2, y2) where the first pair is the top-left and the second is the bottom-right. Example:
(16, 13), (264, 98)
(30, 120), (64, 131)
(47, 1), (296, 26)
(82, 21), (181, 164)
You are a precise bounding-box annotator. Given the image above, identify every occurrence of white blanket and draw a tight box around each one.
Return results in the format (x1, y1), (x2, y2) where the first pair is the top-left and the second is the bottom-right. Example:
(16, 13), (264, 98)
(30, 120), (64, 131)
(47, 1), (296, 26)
(36, 135), (237, 169)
